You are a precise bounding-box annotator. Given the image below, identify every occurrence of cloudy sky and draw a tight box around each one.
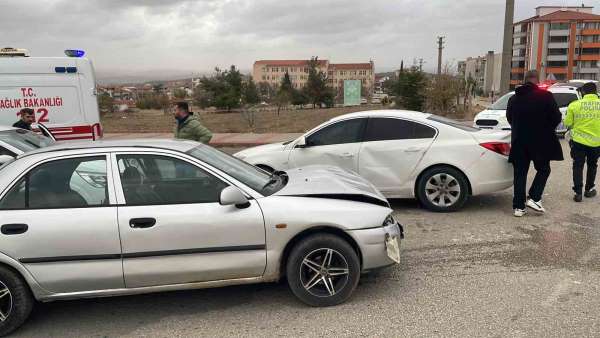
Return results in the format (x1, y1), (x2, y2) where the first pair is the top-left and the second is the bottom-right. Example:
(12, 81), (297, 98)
(2, 0), (599, 80)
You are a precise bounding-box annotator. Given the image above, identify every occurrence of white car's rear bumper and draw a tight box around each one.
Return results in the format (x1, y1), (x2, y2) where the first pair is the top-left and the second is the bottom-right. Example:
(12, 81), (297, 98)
(469, 153), (513, 196)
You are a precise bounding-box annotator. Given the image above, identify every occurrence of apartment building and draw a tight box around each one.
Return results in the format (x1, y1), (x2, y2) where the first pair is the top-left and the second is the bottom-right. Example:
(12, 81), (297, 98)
(253, 59), (375, 96)
(511, 6), (600, 87)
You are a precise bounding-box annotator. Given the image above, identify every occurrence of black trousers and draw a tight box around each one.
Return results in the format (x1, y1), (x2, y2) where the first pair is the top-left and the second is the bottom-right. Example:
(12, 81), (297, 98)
(512, 159), (551, 209)
(570, 141), (600, 194)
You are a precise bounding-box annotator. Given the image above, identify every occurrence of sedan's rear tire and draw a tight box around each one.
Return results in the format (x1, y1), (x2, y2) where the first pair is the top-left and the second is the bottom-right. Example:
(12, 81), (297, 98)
(286, 234), (360, 307)
(0, 266), (34, 336)
(417, 166), (469, 212)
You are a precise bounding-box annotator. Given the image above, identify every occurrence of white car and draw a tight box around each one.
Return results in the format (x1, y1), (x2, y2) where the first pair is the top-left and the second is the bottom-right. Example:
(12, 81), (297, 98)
(474, 85), (580, 135)
(235, 110), (513, 212)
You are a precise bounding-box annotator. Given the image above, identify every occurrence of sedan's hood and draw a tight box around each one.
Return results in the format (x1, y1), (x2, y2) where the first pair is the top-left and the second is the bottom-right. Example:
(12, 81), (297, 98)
(274, 165), (389, 207)
(234, 142), (287, 158)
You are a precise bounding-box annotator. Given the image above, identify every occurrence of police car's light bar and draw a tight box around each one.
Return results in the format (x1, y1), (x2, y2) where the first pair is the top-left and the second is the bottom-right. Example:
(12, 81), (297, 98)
(65, 49), (85, 57)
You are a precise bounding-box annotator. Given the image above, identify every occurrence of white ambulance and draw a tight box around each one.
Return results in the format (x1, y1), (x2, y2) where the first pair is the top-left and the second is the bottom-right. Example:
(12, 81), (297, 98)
(0, 47), (102, 141)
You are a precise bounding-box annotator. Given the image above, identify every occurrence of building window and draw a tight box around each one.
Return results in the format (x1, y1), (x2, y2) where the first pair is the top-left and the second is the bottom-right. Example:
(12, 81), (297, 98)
(547, 60), (568, 67)
(584, 22), (600, 30)
(511, 61), (525, 68)
(549, 35), (568, 43)
(549, 23), (570, 30)
(328, 71), (334, 76)
(262, 75), (266, 80)
(582, 48), (600, 55)
(547, 48), (568, 55)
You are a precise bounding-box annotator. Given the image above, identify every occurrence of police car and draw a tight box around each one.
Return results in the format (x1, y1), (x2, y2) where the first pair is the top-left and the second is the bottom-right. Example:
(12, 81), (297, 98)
(0, 47), (103, 141)
(473, 84), (581, 136)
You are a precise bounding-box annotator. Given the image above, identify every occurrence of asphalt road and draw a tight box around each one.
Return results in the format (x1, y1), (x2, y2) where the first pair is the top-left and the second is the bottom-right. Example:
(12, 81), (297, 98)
(14, 141), (600, 337)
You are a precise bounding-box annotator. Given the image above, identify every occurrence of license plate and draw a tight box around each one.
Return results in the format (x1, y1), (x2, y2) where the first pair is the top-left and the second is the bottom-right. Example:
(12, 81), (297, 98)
(385, 234), (401, 264)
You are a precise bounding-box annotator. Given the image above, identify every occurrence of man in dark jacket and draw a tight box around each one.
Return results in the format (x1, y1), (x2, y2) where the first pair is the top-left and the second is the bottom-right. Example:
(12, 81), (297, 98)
(12, 108), (35, 130)
(506, 70), (563, 217)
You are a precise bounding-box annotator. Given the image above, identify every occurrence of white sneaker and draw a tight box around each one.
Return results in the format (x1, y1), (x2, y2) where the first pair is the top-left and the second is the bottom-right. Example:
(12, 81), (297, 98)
(514, 209), (526, 217)
(526, 199), (546, 213)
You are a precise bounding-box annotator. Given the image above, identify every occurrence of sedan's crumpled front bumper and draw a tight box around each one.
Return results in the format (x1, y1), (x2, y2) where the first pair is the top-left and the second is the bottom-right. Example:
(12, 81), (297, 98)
(348, 222), (404, 271)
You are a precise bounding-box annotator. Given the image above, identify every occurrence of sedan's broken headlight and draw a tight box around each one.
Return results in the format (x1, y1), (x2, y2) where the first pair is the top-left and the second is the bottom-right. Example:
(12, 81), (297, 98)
(383, 214), (396, 227)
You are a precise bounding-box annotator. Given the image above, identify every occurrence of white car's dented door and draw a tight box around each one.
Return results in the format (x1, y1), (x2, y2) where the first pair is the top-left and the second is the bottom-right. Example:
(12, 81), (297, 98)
(289, 118), (367, 173)
(112, 152), (266, 288)
(358, 118), (436, 196)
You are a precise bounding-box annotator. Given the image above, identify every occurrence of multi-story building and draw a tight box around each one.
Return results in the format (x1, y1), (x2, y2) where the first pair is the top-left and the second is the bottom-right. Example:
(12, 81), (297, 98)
(252, 59), (375, 96)
(458, 51), (503, 96)
(511, 6), (600, 87)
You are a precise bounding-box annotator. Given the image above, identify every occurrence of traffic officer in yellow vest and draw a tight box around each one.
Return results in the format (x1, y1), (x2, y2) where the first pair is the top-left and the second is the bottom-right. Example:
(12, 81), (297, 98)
(565, 82), (600, 202)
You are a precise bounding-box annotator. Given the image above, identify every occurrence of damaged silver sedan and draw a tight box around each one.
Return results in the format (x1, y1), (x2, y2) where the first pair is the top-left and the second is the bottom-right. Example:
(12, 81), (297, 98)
(0, 139), (403, 335)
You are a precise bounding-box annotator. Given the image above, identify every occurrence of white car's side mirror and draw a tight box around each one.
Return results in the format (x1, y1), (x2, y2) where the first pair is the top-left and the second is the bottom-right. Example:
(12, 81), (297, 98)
(296, 136), (307, 148)
(0, 155), (15, 166)
(219, 186), (250, 208)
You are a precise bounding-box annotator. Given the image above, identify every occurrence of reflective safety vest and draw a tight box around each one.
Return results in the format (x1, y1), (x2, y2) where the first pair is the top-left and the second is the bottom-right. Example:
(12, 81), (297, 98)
(565, 94), (600, 147)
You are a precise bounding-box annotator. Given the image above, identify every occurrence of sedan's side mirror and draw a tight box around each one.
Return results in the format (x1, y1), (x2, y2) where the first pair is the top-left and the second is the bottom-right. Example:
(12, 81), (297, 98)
(296, 136), (308, 148)
(219, 186), (250, 208)
(0, 155), (14, 166)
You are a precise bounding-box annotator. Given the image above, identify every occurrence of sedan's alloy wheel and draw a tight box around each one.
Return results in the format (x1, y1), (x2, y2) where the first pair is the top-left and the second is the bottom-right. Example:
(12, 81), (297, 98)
(0, 281), (12, 322)
(425, 173), (461, 207)
(300, 248), (350, 297)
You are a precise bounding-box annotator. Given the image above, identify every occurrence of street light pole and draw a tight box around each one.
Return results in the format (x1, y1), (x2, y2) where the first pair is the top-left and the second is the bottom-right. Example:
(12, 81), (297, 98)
(500, 0), (515, 94)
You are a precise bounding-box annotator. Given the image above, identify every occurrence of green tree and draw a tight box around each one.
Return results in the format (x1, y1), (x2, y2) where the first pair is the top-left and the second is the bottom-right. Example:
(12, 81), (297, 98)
(242, 76), (260, 105)
(173, 88), (187, 99)
(303, 57), (334, 108)
(195, 66), (243, 111)
(275, 72), (293, 115)
(258, 82), (275, 101)
(393, 66), (428, 111)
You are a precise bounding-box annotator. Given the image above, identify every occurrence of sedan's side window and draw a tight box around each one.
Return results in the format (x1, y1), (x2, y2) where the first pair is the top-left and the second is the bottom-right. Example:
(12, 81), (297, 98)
(364, 118), (436, 142)
(306, 119), (367, 147)
(117, 154), (228, 206)
(0, 156), (109, 210)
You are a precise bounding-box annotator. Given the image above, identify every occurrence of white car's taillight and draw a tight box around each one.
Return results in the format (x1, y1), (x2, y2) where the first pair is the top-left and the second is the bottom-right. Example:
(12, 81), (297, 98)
(480, 142), (511, 156)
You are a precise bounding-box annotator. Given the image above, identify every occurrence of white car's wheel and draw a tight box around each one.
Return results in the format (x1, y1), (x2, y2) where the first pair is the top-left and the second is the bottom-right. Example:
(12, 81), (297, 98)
(417, 166), (469, 212)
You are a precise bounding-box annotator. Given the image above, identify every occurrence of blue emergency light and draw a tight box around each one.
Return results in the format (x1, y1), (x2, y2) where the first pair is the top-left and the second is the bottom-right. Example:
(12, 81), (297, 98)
(64, 49), (85, 57)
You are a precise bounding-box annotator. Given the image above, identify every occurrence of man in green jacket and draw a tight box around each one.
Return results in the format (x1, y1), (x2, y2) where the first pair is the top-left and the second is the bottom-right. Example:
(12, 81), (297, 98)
(173, 102), (212, 144)
(564, 82), (600, 202)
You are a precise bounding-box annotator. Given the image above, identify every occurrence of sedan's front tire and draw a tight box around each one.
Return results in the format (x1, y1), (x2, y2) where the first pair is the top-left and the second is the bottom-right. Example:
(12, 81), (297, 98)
(417, 166), (469, 212)
(0, 266), (34, 336)
(286, 234), (360, 307)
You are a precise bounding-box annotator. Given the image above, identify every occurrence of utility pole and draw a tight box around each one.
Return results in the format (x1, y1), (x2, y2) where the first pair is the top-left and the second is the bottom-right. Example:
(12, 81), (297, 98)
(500, 0), (515, 94)
(437, 36), (445, 75)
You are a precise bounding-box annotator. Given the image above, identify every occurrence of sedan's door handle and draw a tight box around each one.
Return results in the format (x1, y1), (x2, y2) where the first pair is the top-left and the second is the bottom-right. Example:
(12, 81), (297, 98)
(1, 224), (28, 235)
(129, 218), (156, 229)
(341, 152), (355, 158)
(404, 147), (423, 153)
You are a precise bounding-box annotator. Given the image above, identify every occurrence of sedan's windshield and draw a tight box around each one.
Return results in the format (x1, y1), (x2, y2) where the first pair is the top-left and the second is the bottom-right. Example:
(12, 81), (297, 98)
(490, 93), (514, 110)
(188, 145), (286, 195)
(0, 129), (54, 152)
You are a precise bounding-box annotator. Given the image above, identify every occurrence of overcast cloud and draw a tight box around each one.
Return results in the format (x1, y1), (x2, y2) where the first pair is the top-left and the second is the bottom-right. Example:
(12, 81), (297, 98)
(2, 0), (599, 80)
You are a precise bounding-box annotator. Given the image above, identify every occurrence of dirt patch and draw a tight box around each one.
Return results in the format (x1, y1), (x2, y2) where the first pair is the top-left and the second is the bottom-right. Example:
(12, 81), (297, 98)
(102, 105), (385, 134)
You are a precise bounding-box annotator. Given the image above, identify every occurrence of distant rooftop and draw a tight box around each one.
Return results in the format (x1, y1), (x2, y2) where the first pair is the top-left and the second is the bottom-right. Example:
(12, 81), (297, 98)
(515, 8), (600, 25)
